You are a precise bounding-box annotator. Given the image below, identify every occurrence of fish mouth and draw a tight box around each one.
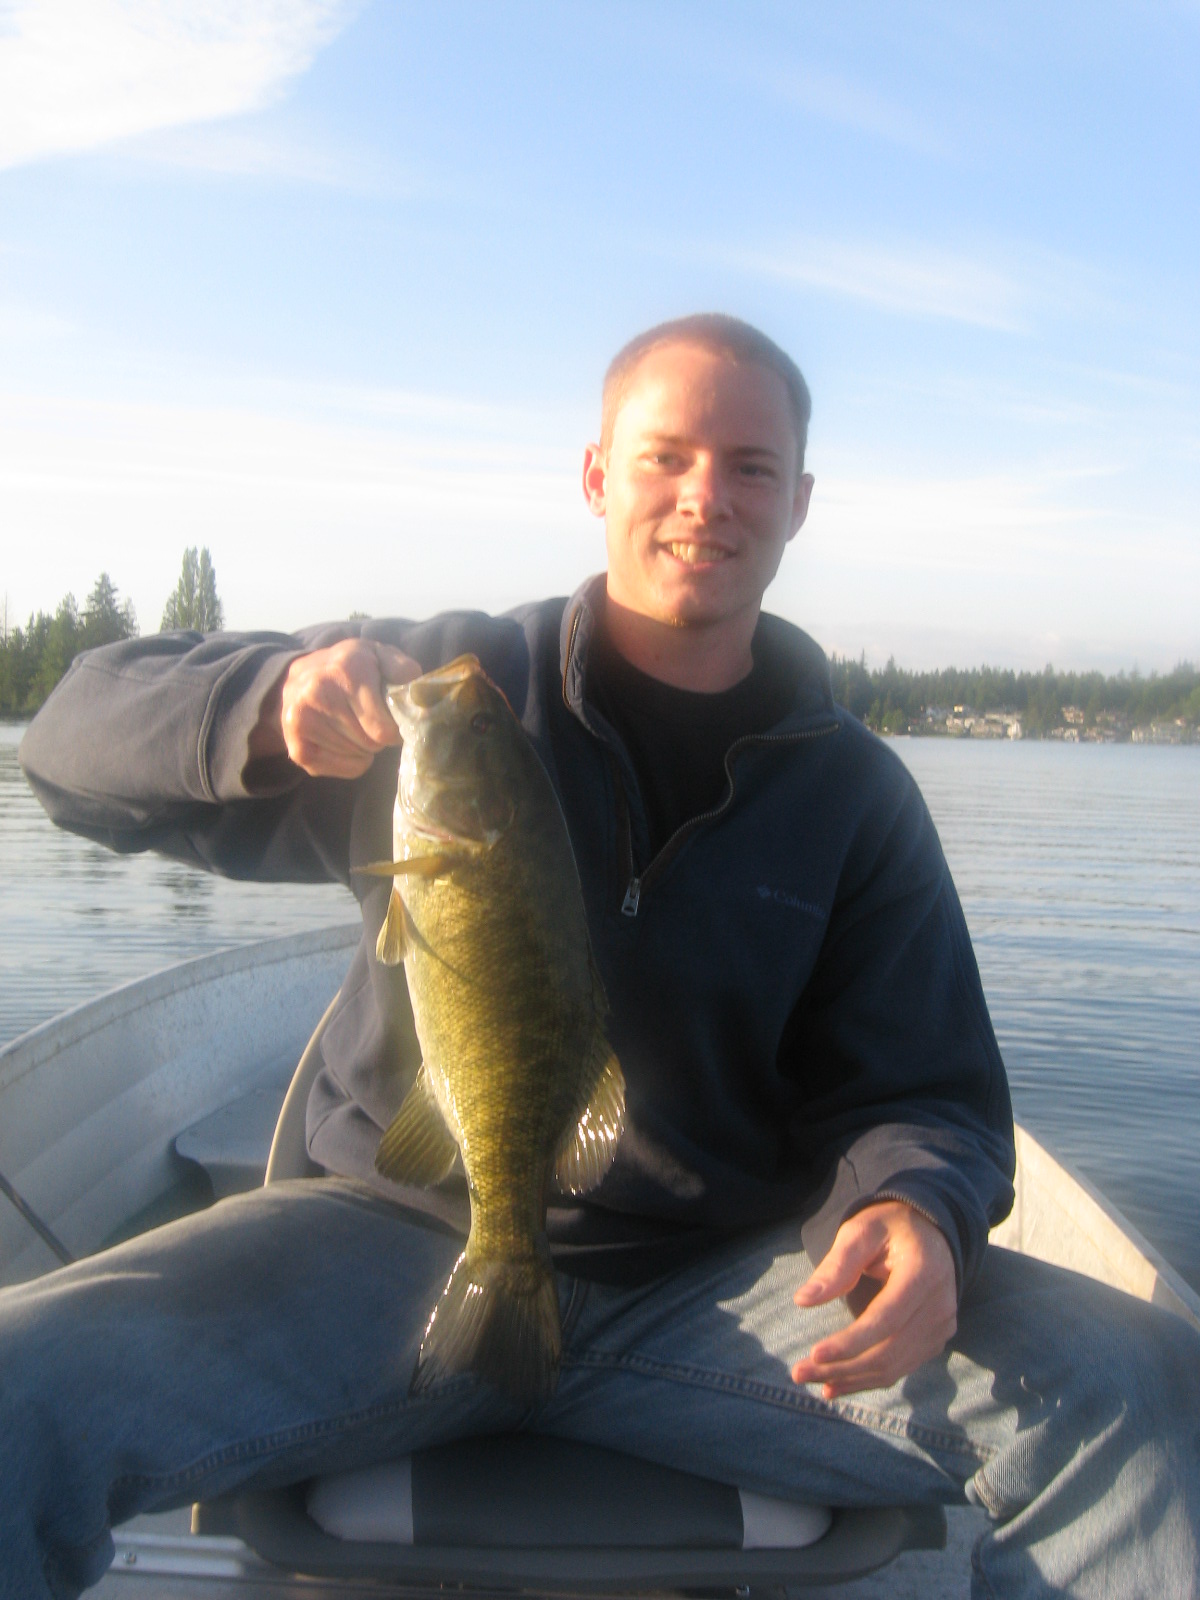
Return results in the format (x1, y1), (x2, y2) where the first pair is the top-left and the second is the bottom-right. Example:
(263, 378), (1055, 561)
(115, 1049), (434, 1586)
(387, 654), (482, 736)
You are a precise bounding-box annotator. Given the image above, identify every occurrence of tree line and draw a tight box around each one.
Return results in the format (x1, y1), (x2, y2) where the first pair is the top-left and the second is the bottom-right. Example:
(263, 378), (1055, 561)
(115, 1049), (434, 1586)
(1, 548), (224, 718)
(3, 556), (1196, 733)
(830, 655), (1200, 736)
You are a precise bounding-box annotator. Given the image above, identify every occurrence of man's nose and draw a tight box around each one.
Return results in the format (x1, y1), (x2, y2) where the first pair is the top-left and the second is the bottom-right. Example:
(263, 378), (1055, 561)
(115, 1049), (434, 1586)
(676, 457), (732, 521)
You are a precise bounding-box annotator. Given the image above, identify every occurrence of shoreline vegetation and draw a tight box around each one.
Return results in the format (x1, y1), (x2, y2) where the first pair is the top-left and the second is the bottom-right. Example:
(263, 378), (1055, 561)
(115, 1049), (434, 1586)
(2, 573), (1196, 743)
(1, 552), (224, 721)
(829, 656), (1199, 743)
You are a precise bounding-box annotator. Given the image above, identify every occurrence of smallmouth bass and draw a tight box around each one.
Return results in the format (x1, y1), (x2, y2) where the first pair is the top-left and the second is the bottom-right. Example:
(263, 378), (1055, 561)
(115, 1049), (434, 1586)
(356, 655), (624, 1404)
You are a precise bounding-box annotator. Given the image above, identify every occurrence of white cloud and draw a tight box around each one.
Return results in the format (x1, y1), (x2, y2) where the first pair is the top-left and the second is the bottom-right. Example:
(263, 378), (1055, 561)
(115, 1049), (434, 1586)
(0, 0), (357, 171)
(0, 300), (72, 339)
(764, 458), (1200, 671)
(127, 119), (410, 194)
(0, 384), (597, 633)
(713, 236), (1029, 331)
(704, 235), (1119, 334)
(744, 59), (941, 154)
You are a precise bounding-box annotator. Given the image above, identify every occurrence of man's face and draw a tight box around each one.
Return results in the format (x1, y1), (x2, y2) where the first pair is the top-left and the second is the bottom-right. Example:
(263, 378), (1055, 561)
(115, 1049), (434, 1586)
(583, 342), (814, 634)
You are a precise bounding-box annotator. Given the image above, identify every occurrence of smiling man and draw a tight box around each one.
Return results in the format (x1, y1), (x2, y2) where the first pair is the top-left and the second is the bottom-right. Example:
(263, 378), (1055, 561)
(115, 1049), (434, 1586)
(10, 315), (1200, 1600)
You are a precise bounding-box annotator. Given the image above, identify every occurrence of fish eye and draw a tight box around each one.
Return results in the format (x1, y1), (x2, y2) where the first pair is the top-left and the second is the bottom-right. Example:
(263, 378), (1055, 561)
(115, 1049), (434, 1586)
(470, 712), (494, 734)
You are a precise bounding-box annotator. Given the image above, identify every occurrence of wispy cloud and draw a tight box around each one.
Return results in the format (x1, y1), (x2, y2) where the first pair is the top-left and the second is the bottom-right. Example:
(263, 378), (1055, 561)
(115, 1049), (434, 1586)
(125, 117), (422, 197)
(0, 300), (72, 340)
(0, 384), (594, 631)
(739, 58), (942, 155)
(717, 236), (1029, 331)
(0, 0), (358, 172)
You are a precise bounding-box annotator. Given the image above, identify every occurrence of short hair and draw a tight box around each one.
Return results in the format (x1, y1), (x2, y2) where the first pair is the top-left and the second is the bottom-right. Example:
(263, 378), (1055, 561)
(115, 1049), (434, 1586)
(599, 313), (812, 466)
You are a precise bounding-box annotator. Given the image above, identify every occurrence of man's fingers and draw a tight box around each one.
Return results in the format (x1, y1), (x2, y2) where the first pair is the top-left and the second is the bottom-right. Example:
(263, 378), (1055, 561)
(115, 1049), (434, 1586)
(375, 643), (421, 689)
(803, 1278), (917, 1368)
(792, 1301), (954, 1397)
(279, 639), (421, 777)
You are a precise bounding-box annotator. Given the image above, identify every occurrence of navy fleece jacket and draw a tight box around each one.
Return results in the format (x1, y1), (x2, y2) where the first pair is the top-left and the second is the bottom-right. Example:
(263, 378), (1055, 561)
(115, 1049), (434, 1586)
(19, 576), (1015, 1293)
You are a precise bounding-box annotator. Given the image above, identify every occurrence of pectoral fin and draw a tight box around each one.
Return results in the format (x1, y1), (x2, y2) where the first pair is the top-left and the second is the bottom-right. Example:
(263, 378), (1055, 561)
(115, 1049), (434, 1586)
(353, 855), (455, 879)
(552, 1037), (625, 1196)
(375, 886), (415, 966)
(375, 1064), (460, 1186)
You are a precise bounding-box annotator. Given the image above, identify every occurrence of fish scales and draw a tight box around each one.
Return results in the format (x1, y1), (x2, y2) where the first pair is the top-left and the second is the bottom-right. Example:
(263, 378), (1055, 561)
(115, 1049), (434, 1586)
(357, 655), (624, 1404)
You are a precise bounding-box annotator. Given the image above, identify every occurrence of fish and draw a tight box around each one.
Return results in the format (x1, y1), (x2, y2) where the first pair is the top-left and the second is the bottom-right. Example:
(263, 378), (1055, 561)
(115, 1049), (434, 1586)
(355, 655), (624, 1405)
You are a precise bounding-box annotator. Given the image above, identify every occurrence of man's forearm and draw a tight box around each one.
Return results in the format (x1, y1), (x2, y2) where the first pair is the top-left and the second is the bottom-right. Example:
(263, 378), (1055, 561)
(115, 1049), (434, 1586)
(19, 632), (305, 832)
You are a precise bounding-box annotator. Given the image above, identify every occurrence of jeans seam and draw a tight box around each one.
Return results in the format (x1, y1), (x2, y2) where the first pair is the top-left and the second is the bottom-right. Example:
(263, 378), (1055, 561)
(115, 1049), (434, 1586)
(109, 1380), (475, 1497)
(566, 1348), (991, 1464)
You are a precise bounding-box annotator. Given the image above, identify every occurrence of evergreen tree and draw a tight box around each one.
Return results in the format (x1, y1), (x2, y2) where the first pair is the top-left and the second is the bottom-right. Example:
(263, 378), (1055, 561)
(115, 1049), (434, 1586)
(161, 547), (225, 632)
(81, 573), (137, 651)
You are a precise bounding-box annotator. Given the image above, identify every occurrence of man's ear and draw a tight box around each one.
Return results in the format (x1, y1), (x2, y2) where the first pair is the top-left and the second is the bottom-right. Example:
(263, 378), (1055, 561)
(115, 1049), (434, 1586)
(582, 443), (607, 518)
(786, 472), (815, 543)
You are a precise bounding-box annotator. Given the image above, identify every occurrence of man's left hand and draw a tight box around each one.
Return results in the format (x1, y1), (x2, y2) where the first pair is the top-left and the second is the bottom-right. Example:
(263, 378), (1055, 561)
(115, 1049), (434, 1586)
(790, 1201), (957, 1398)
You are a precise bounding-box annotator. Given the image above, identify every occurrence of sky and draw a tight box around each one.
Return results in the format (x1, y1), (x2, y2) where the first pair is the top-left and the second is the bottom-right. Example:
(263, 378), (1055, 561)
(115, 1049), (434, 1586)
(1, 0), (1197, 671)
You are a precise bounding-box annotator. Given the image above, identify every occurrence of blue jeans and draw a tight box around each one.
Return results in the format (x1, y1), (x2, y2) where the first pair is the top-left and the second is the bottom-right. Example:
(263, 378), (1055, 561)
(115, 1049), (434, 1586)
(0, 1178), (1196, 1597)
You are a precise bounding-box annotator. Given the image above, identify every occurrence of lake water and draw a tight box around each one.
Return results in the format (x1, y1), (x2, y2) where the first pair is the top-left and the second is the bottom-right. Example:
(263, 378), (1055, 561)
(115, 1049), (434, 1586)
(3, 721), (1199, 1290)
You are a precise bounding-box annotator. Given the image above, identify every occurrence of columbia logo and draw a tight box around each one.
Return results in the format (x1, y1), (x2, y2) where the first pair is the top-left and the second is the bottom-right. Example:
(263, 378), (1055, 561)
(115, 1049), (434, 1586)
(756, 885), (825, 918)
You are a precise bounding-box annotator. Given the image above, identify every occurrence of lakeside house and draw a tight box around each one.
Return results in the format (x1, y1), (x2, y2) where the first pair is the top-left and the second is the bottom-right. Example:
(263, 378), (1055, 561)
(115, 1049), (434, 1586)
(920, 707), (1024, 740)
(898, 707), (1195, 744)
(1132, 719), (1193, 745)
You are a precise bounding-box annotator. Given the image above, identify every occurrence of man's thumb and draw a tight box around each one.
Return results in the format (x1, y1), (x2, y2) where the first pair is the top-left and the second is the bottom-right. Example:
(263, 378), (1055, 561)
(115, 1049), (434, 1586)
(794, 1227), (870, 1306)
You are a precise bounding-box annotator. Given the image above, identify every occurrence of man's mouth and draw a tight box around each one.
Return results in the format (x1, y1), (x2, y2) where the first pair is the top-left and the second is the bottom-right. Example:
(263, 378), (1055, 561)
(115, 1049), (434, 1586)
(666, 541), (731, 565)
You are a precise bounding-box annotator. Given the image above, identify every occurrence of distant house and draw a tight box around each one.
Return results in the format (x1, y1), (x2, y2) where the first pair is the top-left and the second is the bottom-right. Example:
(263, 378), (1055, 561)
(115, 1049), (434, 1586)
(1133, 720), (1192, 745)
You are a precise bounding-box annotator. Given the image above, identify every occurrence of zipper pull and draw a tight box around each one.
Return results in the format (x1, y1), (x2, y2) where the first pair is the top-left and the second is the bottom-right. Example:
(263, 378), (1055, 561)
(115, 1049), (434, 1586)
(621, 877), (642, 917)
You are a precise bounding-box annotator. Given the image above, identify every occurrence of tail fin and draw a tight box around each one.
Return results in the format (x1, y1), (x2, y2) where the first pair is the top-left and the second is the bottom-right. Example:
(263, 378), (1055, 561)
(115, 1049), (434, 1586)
(412, 1247), (561, 1406)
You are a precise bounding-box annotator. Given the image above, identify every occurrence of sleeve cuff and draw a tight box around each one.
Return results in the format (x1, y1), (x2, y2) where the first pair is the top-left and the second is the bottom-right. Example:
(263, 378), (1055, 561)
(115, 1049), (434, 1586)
(202, 645), (305, 801)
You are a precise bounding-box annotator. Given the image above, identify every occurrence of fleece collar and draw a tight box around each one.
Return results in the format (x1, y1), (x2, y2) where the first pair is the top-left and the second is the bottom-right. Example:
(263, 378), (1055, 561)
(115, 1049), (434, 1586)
(558, 573), (836, 733)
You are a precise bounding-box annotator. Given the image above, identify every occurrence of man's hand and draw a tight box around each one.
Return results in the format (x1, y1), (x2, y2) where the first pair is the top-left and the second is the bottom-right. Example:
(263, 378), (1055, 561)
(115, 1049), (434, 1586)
(253, 639), (421, 779)
(790, 1201), (957, 1399)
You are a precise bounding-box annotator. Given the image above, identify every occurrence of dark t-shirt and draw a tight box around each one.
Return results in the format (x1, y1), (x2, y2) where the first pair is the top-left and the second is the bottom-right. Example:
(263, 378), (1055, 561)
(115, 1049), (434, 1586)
(585, 623), (797, 859)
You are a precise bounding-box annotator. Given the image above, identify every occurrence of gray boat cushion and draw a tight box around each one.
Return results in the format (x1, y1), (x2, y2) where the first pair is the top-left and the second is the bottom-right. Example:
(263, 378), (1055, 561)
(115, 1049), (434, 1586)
(306, 1436), (831, 1550)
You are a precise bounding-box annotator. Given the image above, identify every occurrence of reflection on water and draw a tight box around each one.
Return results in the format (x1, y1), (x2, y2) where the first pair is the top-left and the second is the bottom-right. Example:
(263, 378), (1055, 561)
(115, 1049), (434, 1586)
(2, 723), (1199, 1290)
(161, 866), (215, 921)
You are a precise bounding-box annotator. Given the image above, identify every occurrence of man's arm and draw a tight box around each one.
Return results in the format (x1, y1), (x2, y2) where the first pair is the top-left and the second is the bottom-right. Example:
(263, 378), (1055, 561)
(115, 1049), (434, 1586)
(19, 628), (417, 878)
(783, 750), (1014, 1395)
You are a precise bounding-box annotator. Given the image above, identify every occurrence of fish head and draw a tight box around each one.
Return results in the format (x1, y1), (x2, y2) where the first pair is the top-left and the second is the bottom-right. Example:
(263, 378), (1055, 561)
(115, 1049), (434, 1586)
(387, 656), (523, 847)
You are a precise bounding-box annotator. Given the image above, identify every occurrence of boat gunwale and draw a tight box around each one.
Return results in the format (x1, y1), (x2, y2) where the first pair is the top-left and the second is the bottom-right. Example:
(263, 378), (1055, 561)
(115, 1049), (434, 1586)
(0, 923), (361, 1091)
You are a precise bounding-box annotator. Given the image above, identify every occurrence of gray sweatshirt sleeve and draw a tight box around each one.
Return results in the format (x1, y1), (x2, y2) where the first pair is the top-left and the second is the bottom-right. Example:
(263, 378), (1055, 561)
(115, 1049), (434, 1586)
(18, 626), (367, 883)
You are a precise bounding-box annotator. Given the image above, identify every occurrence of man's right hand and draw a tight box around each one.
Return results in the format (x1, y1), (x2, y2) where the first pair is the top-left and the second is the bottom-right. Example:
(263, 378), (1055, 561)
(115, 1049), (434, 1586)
(256, 639), (421, 779)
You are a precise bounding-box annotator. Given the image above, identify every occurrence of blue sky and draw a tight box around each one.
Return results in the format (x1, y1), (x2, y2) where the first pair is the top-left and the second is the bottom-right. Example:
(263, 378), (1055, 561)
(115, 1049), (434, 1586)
(1, 1), (1197, 670)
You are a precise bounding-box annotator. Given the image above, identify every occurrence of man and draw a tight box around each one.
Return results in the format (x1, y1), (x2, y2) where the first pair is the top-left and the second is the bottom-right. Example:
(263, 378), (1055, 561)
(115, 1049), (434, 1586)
(8, 316), (1199, 1598)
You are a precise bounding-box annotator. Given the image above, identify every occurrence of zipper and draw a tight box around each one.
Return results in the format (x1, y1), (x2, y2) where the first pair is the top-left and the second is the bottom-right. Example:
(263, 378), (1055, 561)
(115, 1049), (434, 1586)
(616, 722), (837, 917)
(873, 1192), (946, 1233)
(560, 605), (584, 710)
(560, 599), (838, 921)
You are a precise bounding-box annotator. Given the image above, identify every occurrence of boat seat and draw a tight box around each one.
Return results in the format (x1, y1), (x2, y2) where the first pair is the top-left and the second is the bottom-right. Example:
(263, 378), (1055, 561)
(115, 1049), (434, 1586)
(194, 1002), (947, 1589)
